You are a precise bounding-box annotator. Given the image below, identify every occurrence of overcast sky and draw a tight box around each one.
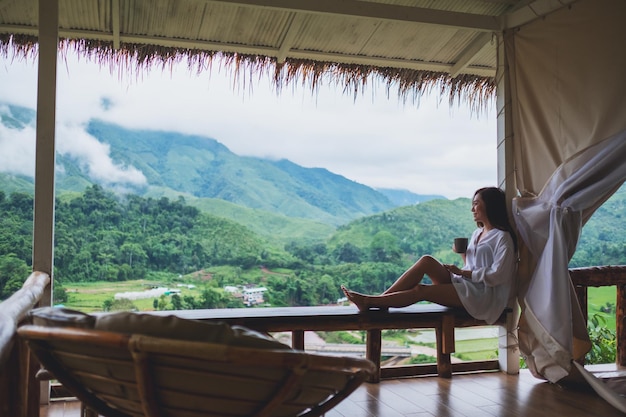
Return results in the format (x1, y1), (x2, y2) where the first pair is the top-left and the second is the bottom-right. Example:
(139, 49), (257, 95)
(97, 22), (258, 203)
(0, 51), (497, 199)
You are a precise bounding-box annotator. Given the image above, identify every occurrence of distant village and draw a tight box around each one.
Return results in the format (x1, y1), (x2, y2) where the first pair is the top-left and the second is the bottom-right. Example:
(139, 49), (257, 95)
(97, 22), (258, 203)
(224, 285), (268, 307)
(114, 283), (268, 307)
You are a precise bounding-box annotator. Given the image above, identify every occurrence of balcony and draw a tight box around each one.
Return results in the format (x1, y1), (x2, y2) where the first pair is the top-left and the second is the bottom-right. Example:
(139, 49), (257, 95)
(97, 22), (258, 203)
(5, 266), (626, 417)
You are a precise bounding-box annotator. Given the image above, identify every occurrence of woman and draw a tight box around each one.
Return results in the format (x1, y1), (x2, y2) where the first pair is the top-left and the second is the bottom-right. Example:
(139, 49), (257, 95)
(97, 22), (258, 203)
(342, 187), (518, 325)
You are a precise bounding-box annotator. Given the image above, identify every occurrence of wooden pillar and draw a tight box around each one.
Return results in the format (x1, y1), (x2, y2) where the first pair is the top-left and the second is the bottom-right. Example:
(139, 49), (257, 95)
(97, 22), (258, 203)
(33, 0), (59, 407)
(574, 285), (588, 324)
(438, 315), (454, 378)
(617, 284), (626, 366)
(366, 329), (381, 383)
(33, 0), (58, 298)
(0, 340), (20, 417)
(292, 330), (305, 350)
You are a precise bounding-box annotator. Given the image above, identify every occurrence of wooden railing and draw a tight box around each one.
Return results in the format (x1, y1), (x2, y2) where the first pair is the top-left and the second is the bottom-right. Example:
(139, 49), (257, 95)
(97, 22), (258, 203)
(0, 271), (50, 417)
(570, 265), (626, 365)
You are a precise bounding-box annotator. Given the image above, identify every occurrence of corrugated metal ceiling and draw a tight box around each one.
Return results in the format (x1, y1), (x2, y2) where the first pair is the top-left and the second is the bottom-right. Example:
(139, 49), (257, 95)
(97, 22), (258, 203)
(0, 0), (577, 79)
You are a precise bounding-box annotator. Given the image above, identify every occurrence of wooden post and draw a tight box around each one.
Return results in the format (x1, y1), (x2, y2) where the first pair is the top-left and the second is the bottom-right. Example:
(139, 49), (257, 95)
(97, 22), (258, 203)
(441, 313), (455, 355)
(292, 330), (305, 350)
(574, 285), (588, 324)
(366, 329), (381, 383)
(617, 284), (626, 366)
(34, 0), (59, 406)
(437, 317), (452, 378)
(0, 340), (20, 417)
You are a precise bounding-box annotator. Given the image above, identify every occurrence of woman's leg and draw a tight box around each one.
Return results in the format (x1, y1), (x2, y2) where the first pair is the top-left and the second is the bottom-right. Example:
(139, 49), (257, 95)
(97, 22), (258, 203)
(416, 284), (463, 308)
(343, 287), (419, 311)
(383, 255), (451, 294)
(341, 256), (455, 311)
(342, 283), (463, 311)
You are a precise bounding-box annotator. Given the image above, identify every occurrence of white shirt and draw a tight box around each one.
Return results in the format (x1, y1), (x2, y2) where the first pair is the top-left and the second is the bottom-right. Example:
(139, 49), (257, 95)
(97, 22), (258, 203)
(451, 227), (517, 324)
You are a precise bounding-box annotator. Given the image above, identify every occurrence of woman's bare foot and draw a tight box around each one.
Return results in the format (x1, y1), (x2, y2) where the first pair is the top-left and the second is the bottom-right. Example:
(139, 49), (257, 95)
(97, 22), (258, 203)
(341, 285), (368, 311)
(341, 285), (388, 312)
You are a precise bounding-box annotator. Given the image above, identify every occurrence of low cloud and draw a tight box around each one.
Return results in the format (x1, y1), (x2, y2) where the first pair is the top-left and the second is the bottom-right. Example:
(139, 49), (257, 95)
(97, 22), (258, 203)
(56, 123), (147, 187)
(0, 125), (36, 177)
(0, 105), (146, 188)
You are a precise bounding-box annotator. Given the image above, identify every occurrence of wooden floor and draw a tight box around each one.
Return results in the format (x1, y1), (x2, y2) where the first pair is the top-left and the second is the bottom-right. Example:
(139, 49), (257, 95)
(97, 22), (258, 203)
(40, 368), (626, 417)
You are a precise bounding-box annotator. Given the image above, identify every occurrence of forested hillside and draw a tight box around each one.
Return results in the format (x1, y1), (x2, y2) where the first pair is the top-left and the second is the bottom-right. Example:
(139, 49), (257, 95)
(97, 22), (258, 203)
(1, 102), (405, 226)
(1, 184), (624, 306)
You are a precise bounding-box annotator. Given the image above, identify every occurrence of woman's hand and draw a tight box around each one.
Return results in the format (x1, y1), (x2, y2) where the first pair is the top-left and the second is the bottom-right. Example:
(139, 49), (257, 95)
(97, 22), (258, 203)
(444, 264), (461, 275)
(444, 264), (471, 279)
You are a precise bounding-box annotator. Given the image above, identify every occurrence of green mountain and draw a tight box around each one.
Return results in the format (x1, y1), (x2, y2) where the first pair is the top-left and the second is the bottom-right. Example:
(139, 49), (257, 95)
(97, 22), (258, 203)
(328, 197), (477, 264)
(0, 173), (34, 195)
(327, 185), (626, 268)
(375, 188), (446, 206)
(142, 186), (336, 244)
(85, 119), (396, 225)
(0, 102), (434, 231)
(571, 186), (626, 267)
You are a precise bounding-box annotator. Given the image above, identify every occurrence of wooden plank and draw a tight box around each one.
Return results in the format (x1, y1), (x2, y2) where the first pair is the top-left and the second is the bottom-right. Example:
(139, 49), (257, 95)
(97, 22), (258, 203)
(156, 304), (450, 333)
(380, 363), (439, 379)
(570, 265), (626, 286)
(160, 304), (449, 319)
(451, 360), (500, 373)
(380, 361), (501, 379)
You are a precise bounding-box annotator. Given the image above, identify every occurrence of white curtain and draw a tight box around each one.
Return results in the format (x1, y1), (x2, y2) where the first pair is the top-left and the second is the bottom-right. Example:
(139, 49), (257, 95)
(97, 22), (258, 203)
(504, 0), (626, 385)
(513, 130), (626, 382)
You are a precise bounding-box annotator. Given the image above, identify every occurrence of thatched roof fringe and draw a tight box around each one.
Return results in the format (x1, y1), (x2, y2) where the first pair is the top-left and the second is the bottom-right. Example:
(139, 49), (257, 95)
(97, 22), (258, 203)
(0, 35), (495, 112)
(0, 34), (38, 62)
(274, 60), (495, 113)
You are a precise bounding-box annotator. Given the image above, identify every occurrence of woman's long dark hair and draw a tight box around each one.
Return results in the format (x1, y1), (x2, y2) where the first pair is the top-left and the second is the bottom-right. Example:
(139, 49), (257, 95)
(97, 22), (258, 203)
(475, 187), (518, 253)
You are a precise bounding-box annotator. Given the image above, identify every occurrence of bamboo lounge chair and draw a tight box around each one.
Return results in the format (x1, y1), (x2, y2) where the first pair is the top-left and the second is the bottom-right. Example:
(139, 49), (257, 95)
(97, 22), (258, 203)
(18, 307), (376, 417)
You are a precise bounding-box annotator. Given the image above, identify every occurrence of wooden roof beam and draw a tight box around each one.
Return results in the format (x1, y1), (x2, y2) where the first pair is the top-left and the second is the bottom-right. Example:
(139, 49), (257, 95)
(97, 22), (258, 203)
(204, 0), (501, 31)
(450, 32), (493, 78)
(276, 12), (303, 64)
(502, 0), (579, 29)
(111, 0), (120, 49)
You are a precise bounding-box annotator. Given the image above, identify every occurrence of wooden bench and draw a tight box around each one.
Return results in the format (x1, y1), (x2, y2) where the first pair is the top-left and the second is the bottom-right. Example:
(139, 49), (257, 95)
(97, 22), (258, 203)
(152, 304), (517, 383)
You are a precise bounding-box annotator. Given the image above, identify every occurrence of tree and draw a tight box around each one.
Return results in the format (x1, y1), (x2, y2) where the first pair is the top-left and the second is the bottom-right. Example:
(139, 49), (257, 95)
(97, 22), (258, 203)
(183, 295), (198, 309)
(0, 254), (30, 299)
(120, 242), (147, 268)
(332, 242), (363, 263)
(102, 298), (114, 312)
(157, 294), (168, 310)
(370, 231), (402, 263)
(171, 293), (183, 310)
(316, 274), (337, 304)
(200, 288), (222, 308)
(53, 285), (68, 304)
